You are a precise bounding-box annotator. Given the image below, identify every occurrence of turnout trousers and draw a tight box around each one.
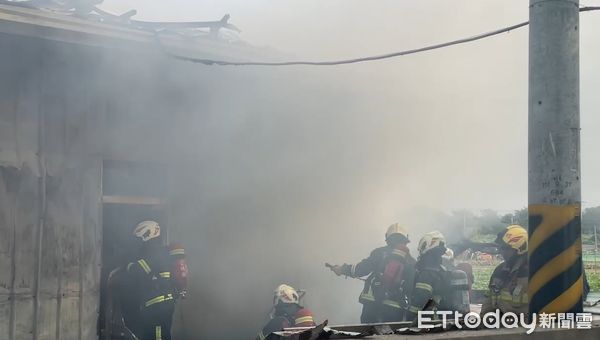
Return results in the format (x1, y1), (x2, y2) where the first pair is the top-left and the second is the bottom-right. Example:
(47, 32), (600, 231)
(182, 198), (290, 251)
(140, 303), (175, 340)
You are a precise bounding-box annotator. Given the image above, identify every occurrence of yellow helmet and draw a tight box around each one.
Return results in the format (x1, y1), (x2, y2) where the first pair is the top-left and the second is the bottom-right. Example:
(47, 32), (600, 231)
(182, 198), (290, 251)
(386, 223), (409, 240)
(496, 225), (528, 255)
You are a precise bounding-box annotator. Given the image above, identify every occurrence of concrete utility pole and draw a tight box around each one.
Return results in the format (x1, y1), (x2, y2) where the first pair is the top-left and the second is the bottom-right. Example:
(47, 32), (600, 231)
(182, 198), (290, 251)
(528, 0), (582, 314)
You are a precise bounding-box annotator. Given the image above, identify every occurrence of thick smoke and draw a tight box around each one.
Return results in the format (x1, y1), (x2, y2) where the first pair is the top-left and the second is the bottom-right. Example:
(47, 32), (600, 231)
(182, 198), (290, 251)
(94, 0), (600, 338)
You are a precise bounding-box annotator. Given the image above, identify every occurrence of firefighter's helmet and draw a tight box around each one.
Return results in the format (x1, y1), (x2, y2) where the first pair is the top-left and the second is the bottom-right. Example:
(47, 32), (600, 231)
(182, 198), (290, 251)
(133, 220), (161, 242)
(442, 248), (454, 261)
(495, 225), (528, 255)
(273, 284), (299, 305)
(385, 223), (409, 241)
(417, 231), (446, 255)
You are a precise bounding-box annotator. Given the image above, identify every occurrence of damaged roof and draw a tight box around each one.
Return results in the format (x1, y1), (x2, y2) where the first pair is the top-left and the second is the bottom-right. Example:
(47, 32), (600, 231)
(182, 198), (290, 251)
(0, 0), (275, 61)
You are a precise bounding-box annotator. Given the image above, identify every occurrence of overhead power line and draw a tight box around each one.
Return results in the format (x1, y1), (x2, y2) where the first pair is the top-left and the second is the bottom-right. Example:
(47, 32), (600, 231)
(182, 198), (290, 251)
(159, 6), (600, 66)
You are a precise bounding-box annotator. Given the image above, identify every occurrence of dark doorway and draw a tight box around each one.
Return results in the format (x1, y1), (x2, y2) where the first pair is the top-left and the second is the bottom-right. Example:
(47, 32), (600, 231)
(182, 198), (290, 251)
(98, 160), (167, 339)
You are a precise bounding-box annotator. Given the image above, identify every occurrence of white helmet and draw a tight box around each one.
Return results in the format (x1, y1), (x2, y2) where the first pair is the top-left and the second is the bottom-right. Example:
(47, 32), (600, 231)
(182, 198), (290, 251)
(385, 223), (409, 240)
(442, 248), (454, 261)
(134, 220), (161, 242)
(442, 248), (455, 266)
(273, 284), (299, 305)
(417, 231), (446, 256)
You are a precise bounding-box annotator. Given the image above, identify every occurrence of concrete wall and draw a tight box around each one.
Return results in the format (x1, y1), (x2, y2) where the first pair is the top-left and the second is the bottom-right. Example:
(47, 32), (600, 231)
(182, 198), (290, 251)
(0, 30), (249, 339)
(0, 33), (103, 340)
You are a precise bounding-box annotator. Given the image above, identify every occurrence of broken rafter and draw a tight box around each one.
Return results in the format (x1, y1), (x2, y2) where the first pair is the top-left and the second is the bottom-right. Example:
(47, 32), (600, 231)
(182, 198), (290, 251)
(0, 0), (240, 38)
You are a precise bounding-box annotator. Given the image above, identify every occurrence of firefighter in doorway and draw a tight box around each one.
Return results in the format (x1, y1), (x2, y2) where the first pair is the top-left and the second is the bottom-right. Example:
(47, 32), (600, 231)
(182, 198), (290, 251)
(124, 220), (177, 340)
(328, 223), (416, 322)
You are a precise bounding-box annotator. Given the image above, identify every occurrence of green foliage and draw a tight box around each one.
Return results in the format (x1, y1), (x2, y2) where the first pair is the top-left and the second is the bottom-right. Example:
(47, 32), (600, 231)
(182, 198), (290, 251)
(472, 265), (494, 290)
(459, 207), (528, 240)
(409, 206), (600, 248)
(471, 262), (600, 292)
(582, 233), (596, 246)
(448, 206), (600, 244)
(469, 233), (495, 243)
(588, 269), (600, 292)
(478, 209), (504, 234)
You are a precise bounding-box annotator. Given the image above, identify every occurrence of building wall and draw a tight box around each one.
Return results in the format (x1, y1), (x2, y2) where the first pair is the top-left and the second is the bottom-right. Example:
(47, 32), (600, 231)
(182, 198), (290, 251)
(0, 27), (365, 339)
(0, 34), (103, 340)
(0, 30), (229, 339)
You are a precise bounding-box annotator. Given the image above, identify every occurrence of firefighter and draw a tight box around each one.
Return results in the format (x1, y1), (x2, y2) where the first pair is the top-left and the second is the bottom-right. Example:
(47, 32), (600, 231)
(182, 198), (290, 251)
(443, 248), (475, 302)
(406, 231), (467, 321)
(480, 225), (528, 317)
(256, 284), (316, 340)
(167, 242), (189, 299)
(328, 223), (416, 323)
(442, 248), (455, 269)
(455, 261), (475, 303)
(125, 221), (176, 340)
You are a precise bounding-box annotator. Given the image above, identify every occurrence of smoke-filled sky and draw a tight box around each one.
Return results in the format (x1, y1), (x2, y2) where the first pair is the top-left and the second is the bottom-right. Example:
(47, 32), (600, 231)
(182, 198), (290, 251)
(94, 1), (600, 337)
(101, 0), (600, 212)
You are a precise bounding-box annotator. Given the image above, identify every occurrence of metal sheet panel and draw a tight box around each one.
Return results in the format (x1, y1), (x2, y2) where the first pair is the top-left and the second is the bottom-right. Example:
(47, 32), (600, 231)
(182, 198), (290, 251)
(12, 298), (34, 340)
(0, 35), (42, 340)
(0, 168), (15, 338)
(81, 160), (102, 340)
(0, 33), (103, 340)
(44, 168), (83, 340)
(36, 297), (57, 340)
(12, 167), (38, 340)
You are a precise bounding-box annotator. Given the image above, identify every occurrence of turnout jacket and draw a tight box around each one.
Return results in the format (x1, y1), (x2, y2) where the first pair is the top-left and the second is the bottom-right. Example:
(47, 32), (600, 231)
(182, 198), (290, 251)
(340, 245), (416, 310)
(256, 304), (315, 340)
(126, 246), (176, 313)
(406, 263), (449, 321)
(480, 254), (528, 316)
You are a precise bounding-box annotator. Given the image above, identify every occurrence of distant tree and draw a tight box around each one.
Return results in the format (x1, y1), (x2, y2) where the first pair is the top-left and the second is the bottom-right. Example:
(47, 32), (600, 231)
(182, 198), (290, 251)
(448, 210), (477, 240)
(478, 209), (504, 235)
(582, 206), (600, 234)
(500, 207), (528, 229)
(406, 207), (537, 244)
(514, 207), (529, 228)
(500, 213), (513, 224)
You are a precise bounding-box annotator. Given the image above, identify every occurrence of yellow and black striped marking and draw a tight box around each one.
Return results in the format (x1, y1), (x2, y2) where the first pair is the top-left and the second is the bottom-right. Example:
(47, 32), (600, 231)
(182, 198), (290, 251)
(528, 204), (583, 314)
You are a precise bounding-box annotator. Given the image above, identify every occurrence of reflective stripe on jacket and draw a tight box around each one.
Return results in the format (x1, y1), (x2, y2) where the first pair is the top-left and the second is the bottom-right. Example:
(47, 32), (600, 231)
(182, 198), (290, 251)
(406, 265), (446, 321)
(480, 255), (528, 316)
(126, 247), (175, 311)
(340, 245), (416, 309)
